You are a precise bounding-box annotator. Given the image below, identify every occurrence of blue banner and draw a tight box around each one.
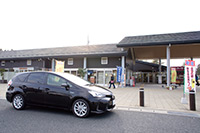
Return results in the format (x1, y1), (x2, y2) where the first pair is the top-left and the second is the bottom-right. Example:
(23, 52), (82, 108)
(117, 66), (122, 82)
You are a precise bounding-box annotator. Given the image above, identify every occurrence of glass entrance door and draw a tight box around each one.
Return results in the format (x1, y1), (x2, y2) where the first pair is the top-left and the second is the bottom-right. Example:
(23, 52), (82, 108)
(97, 71), (104, 84)
(105, 71), (112, 86)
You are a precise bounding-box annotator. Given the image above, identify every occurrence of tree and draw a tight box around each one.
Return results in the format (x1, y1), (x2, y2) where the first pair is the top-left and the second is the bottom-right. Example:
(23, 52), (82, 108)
(152, 59), (159, 64)
(151, 59), (164, 65)
(78, 68), (86, 79)
(0, 68), (5, 82)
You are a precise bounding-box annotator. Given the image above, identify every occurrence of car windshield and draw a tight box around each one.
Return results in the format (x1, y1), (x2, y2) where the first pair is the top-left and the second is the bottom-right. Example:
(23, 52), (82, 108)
(57, 72), (91, 86)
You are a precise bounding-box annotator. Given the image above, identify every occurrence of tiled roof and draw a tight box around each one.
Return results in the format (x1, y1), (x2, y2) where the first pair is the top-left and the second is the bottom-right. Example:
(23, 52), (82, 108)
(0, 44), (126, 59)
(117, 31), (200, 47)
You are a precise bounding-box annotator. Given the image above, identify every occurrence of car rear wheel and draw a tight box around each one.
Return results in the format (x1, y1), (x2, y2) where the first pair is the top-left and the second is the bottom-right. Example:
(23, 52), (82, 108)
(72, 99), (90, 118)
(12, 94), (25, 110)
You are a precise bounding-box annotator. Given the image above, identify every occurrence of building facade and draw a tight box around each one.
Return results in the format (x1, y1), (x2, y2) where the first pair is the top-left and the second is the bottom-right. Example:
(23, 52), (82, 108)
(0, 44), (166, 85)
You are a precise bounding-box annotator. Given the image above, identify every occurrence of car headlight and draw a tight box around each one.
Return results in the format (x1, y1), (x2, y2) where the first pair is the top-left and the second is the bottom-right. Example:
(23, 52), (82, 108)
(89, 91), (105, 98)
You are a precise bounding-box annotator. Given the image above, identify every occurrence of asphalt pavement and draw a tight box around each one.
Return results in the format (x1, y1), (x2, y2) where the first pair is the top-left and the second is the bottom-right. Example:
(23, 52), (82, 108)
(0, 99), (200, 133)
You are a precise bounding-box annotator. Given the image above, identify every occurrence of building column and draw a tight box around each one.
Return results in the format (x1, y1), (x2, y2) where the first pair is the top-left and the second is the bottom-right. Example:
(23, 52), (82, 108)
(147, 73), (150, 83)
(126, 69), (130, 86)
(51, 58), (55, 72)
(152, 73), (156, 83)
(103, 70), (106, 86)
(142, 73), (144, 82)
(121, 56), (125, 87)
(42, 60), (45, 71)
(167, 45), (171, 87)
(83, 57), (87, 80)
(158, 58), (162, 84)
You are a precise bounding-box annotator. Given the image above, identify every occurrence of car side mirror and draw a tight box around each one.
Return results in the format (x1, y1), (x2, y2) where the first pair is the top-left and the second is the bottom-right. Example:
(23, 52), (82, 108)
(61, 83), (70, 90)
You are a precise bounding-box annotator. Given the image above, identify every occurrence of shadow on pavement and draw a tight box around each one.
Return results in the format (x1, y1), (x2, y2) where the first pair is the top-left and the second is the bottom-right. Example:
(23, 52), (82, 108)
(23, 105), (116, 119)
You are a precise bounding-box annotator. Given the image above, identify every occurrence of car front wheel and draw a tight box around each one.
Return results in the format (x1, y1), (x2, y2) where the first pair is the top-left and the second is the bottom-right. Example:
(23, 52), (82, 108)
(12, 94), (25, 110)
(72, 99), (90, 118)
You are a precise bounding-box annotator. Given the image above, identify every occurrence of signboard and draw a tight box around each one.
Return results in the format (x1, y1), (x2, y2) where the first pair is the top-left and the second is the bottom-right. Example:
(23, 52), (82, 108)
(117, 66), (122, 82)
(55, 60), (65, 72)
(184, 60), (196, 93)
(171, 68), (177, 84)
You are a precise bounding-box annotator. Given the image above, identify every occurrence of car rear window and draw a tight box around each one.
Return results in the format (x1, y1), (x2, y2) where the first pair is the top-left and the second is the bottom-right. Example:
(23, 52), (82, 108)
(27, 73), (46, 84)
(13, 73), (29, 82)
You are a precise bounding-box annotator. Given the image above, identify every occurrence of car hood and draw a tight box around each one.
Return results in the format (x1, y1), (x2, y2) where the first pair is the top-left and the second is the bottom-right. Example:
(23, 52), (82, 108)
(83, 85), (112, 95)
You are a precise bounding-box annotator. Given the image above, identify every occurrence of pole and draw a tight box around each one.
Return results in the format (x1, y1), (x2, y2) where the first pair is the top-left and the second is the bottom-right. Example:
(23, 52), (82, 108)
(189, 90), (196, 111)
(140, 88), (144, 106)
(166, 45), (171, 87)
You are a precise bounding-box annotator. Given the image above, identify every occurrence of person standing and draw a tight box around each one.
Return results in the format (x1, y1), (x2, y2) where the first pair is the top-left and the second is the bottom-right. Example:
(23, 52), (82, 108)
(109, 74), (115, 89)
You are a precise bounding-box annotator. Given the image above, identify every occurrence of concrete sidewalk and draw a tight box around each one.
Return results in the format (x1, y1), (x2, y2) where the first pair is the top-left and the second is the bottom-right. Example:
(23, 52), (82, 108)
(1, 83), (200, 114)
(111, 83), (200, 113)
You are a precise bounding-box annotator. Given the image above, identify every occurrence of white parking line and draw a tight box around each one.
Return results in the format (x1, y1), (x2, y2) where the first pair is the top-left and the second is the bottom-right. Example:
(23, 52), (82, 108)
(141, 109), (154, 113)
(154, 110), (168, 114)
(116, 107), (129, 110)
(129, 108), (141, 112)
(115, 106), (169, 114)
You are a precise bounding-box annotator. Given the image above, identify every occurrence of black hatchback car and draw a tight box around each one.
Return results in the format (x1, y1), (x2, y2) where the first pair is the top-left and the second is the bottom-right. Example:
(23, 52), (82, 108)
(6, 72), (115, 118)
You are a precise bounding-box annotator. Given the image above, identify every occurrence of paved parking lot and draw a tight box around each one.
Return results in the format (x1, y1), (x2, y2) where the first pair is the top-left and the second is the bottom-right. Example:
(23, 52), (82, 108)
(111, 83), (200, 113)
(0, 84), (7, 99)
(1, 83), (200, 113)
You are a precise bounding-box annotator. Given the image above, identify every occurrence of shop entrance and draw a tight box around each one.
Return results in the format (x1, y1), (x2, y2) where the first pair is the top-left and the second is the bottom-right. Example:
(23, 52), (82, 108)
(87, 69), (117, 86)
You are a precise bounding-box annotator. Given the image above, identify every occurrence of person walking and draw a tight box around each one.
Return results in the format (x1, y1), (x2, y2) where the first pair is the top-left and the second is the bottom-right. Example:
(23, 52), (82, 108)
(109, 74), (115, 89)
(196, 74), (199, 86)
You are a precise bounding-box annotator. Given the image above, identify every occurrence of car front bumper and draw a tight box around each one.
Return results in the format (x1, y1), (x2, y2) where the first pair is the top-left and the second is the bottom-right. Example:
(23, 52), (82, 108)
(90, 96), (115, 114)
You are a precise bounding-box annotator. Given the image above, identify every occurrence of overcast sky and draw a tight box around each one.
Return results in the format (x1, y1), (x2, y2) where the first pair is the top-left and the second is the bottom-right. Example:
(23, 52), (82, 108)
(0, 0), (200, 66)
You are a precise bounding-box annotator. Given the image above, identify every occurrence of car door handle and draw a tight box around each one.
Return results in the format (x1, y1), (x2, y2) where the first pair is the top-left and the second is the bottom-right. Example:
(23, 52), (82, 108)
(22, 85), (27, 89)
(45, 88), (50, 91)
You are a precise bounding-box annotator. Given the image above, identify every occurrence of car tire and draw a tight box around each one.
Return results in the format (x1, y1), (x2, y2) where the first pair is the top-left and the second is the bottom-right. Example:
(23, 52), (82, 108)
(72, 99), (90, 118)
(12, 94), (25, 110)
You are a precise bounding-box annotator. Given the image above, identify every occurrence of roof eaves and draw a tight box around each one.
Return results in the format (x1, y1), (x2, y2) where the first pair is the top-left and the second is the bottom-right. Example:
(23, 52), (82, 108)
(117, 39), (200, 47)
(0, 51), (127, 60)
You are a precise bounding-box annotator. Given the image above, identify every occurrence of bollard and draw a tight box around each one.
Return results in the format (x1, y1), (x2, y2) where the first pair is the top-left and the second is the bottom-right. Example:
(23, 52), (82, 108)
(189, 90), (196, 111)
(140, 88), (144, 106)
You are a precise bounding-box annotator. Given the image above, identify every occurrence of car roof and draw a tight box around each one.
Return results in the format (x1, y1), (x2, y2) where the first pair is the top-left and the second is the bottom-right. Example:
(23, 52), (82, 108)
(16, 71), (72, 77)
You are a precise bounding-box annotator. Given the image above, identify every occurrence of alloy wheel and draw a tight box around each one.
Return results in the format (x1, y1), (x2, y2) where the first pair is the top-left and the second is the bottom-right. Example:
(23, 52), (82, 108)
(12, 94), (25, 110)
(73, 99), (90, 118)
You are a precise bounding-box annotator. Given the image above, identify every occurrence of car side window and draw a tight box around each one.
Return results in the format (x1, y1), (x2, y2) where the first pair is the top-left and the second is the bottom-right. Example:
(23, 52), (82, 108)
(27, 73), (45, 84)
(47, 74), (67, 87)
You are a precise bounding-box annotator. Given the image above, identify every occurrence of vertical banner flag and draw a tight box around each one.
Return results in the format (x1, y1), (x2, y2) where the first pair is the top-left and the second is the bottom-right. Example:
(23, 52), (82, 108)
(184, 60), (196, 93)
(121, 67), (124, 83)
(171, 68), (177, 84)
(117, 66), (122, 82)
(55, 60), (65, 72)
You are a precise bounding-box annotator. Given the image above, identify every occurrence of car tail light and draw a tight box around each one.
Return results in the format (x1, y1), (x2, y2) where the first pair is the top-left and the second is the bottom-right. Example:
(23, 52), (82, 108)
(8, 80), (13, 87)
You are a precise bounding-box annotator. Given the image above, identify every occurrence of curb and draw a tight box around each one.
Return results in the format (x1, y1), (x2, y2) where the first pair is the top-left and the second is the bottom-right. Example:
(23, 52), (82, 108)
(114, 106), (200, 118)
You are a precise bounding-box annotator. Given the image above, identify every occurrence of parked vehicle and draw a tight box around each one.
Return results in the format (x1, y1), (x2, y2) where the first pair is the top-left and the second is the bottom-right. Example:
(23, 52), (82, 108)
(6, 72), (115, 118)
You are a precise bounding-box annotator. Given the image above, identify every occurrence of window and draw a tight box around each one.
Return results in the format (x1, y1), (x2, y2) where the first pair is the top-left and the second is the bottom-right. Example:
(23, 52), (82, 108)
(27, 60), (32, 65)
(27, 73), (45, 84)
(15, 73), (29, 82)
(47, 74), (67, 86)
(68, 58), (73, 65)
(101, 57), (108, 65)
(1, 61), (5, 66)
